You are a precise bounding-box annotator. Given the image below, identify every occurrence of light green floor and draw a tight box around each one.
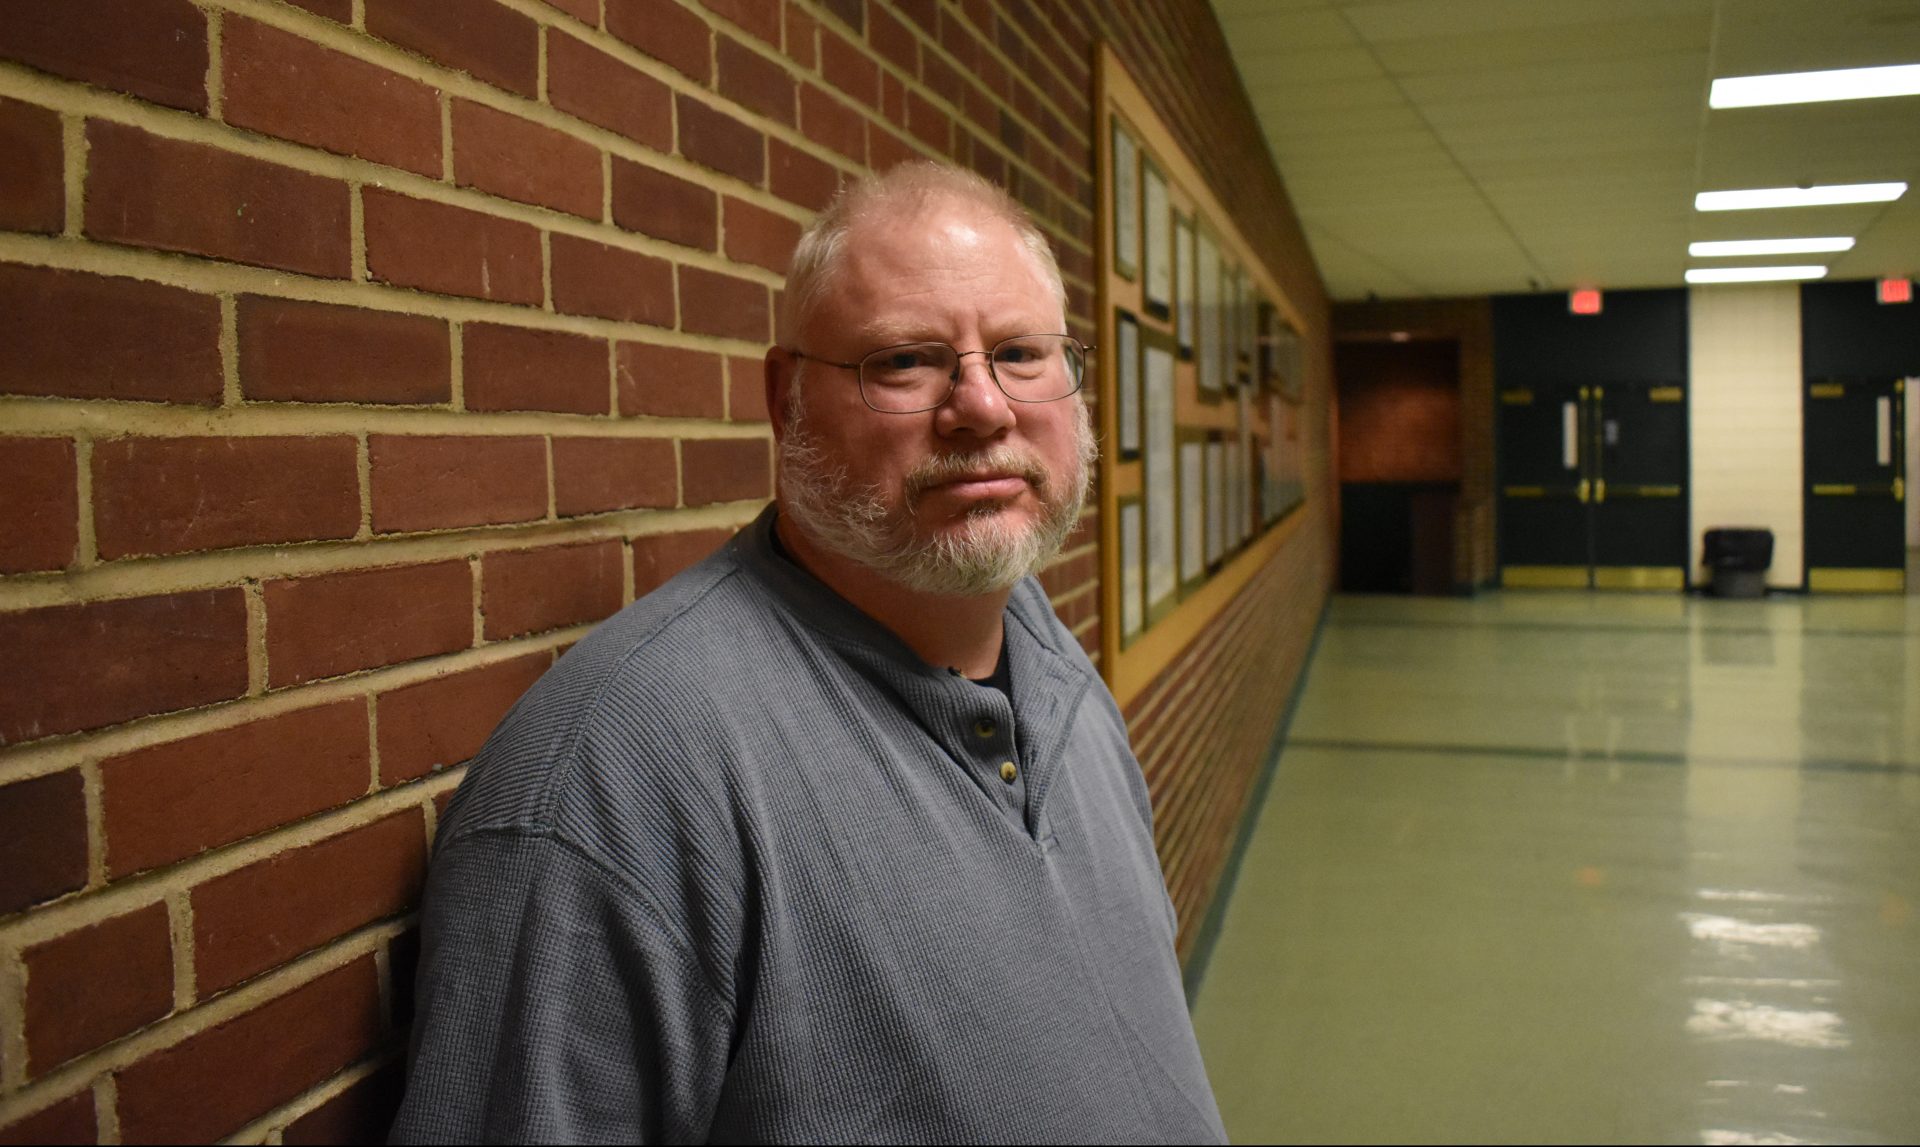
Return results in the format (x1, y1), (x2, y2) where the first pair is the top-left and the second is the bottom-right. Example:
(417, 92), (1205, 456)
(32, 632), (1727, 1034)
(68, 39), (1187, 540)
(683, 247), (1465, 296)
(1191, 592), (1920, 1145)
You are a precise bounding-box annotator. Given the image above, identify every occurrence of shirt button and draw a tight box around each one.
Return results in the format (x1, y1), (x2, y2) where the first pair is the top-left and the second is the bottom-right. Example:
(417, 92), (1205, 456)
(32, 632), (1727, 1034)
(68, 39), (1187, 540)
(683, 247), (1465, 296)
(1000, 761), (1018, 784)
(974, 718), (997, 739)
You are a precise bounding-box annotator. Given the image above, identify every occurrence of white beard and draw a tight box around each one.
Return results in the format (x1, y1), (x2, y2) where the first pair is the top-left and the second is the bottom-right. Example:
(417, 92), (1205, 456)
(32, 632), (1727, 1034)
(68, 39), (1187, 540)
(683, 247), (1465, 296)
(777, 400), (1097, 597)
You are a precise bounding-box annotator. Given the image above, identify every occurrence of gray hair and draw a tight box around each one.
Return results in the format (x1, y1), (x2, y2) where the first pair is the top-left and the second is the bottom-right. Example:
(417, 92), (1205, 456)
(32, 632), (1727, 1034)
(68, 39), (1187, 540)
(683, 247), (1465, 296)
(778, 161), (1068, 344)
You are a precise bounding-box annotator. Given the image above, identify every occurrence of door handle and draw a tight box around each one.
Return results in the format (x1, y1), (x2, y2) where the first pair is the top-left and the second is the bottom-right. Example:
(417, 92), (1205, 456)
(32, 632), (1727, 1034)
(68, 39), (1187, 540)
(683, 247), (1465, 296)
(1578, 479), (1591, 504)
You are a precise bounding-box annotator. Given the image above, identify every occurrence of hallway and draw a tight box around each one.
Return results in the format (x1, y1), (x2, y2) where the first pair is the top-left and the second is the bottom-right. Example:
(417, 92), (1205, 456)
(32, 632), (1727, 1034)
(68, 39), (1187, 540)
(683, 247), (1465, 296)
(1190, 593), (1920, 1144)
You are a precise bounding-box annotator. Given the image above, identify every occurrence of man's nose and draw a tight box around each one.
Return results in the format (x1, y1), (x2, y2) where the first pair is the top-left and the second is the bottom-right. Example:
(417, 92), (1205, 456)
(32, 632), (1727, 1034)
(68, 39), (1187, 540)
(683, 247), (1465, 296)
(937, 352), (1016, 436)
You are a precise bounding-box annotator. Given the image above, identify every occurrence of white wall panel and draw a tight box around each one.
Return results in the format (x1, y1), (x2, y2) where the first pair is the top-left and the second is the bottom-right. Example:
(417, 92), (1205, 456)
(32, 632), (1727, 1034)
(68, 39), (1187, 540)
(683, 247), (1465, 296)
(1688, 284), (1804, 587)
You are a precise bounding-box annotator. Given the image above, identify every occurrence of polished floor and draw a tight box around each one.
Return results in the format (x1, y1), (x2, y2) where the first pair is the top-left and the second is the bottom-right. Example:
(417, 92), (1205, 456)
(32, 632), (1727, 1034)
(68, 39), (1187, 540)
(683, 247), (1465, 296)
(1191, 590), (1920, 1145)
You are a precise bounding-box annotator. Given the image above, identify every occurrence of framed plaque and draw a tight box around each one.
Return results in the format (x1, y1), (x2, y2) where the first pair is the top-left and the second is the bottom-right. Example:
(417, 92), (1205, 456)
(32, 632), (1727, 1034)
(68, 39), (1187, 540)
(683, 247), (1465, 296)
(1196, 228), (1221, 395)
(1142, 158), (1172, 319)
(1204, 434), (1225, 566)
(1178, 433), (1205, 593)
(1111, 118), (1139, 282)
(1175, 214), (1196, 357)
(1144, 338), (1178, 618)
(1115, 308), (1141, 459)
(1119, 497), (1145, 645)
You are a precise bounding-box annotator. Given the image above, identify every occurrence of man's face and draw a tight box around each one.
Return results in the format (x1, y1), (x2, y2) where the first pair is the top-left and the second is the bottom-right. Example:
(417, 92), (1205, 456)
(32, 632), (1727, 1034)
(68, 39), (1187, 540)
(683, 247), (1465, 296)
(771, 202), (1093, 596)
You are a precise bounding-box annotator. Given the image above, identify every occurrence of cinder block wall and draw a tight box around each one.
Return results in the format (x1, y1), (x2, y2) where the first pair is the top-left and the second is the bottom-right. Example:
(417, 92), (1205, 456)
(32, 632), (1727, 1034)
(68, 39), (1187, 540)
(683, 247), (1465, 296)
(0, 2), (1330, 1141)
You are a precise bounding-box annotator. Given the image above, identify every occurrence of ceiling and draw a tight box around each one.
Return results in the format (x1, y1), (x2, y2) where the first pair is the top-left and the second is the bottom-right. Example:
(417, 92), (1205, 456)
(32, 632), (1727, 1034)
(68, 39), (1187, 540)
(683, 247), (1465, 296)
(1208, 0), (1920, 301)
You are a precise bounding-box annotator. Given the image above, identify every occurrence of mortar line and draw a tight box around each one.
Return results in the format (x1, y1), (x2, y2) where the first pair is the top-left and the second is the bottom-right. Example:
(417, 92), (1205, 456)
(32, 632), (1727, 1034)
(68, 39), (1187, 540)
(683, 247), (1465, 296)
(59, 113), (86, 238)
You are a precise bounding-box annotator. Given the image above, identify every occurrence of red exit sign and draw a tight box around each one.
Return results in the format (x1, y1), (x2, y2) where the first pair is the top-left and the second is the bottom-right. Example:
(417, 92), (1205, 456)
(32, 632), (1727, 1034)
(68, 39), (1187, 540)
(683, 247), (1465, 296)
(1569, 288), (1603, 315)
(1879, 277), (1913, 304)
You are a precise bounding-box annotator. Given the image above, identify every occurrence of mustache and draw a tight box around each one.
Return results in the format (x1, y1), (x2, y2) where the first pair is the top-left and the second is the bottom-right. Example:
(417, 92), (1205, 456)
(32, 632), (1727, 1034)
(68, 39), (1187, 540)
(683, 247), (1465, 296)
(903, 446), (1050, 504)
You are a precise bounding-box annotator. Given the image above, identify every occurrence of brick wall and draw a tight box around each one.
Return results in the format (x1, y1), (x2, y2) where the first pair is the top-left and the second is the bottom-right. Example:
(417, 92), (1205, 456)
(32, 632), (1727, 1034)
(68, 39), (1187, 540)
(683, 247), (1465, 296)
(1334, 300), (1494, 587)
(1334, 339), (1462, 485)
(0, 2), (1329, 1140)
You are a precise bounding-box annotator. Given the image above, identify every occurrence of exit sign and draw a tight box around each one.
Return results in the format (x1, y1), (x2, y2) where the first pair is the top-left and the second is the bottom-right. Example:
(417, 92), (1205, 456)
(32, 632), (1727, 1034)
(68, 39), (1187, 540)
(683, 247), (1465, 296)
(1569, 288), (1603, 315)
(1879, 278), (1913, 304)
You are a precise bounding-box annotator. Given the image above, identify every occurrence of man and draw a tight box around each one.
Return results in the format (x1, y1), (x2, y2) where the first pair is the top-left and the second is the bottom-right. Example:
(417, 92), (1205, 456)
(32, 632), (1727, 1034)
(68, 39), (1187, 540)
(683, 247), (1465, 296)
(392, 162), (1227, 1144)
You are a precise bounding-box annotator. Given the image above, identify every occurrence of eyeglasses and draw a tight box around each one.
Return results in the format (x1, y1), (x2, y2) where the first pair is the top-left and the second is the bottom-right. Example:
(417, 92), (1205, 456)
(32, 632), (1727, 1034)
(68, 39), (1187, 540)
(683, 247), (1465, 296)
(788, 334), (1091, 414)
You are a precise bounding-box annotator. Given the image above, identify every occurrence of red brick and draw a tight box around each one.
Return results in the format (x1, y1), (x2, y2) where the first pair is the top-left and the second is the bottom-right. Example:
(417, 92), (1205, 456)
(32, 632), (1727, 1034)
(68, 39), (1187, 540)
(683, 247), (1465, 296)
(607, 0), (711, 83)
(222, 18), (440, 178)
(0, 1091), (95, 1146)
(238, 297), (450, 405)
(264, 562), (472, 687)
(906, 88), (950, 152)
(784, 3), (818, 68)
(192, 811), (426, 994)
(85, 121), (350, 279)
(365, 0), (538, 97)
(868, 3), (919, 73)
(282, 1061), (405, 1146)
(632, 527), (732, 595)
(611, 159), (717, 250)
(101, 702), (372, 877)
(718, 35), (795, 125)
(703, 0), (780, 45)
(23, 904), (173, 1075)
(617, 342), (725, 418)
(0, 590), (249, 744)
(798, 84), (866, 164)
(376, 653), (546, 784)
(0, 98), (62, 234)
(682, 437), (769, 505)
(542, 0), (601, 20)
(369, 435), (549, 533)
(0, 772), (87, 915)
(895, 0), (938, 38)
(880, 69), (906, 127)
(0, 264), (221, 403)
(116, 956), (382, 1144)
(820, 28), (879, 108)
(548, 30), (672, 152)
(868, 122), (917, 173)
(723, 196), (801, 275)
(550, 234), (675, 326)
(727, 354), (770, 422)
(677, 94), (765, 185)
(363, 190), (544, 305)
(482, 541), (625, 639)
(464, 324), (609, 414)
(0, 0), (206, 112)
(820, 0), (864, 32)
(0, 437), (78, 574)
(92, 436), (361, 559)
(451, 99), (602, 220)
(679, 265), (769, 342)
(768, 137), (840, 210)
(553, 436), (677, 515)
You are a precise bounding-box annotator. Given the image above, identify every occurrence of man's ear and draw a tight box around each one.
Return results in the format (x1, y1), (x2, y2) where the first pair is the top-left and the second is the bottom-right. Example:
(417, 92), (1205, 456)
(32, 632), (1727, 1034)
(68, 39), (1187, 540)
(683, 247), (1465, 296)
(765, 346), (795, 440)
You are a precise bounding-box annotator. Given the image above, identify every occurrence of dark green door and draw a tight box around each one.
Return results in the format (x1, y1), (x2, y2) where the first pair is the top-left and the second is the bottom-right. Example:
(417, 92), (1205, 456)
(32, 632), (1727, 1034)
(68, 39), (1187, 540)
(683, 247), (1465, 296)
(1591, 384), (1689, 590)
(1805, 377), (1907, 592)
(1499, 382), (1689, 589)
(1498, 382), (1591, 587)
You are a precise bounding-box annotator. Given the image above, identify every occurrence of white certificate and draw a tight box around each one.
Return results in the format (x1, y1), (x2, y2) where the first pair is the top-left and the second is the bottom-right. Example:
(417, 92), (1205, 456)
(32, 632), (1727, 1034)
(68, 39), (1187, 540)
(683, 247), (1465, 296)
(1179, 440), (1204, 586)
(1144, 343), (1177, 610)
(1116, 311), (1140, 457)
(1120, 502), (1144, 641)
(1236, 387), (1254, 543)
(1196, 231), (1221, 394)
(1204, 438), (1225, 564)
(1175, 217), (1195, 354)
(1142, 162), (1171, 315)
(1111, 120), (1139, 280)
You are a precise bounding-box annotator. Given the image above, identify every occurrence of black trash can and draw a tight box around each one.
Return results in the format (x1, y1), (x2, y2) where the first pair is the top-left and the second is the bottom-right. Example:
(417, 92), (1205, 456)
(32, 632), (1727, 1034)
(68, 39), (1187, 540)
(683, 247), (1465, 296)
(1703, 528), (1773, 598)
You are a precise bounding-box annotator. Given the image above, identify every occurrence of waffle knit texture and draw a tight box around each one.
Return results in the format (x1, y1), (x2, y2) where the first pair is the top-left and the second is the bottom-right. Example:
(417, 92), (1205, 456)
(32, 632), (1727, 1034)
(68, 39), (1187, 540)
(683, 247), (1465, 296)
(390, 506), (1227, 1144)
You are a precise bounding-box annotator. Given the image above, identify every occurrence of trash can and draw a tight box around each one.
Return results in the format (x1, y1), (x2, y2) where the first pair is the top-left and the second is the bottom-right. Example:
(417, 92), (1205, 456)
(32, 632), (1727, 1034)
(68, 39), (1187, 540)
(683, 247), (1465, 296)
(1703, 528), (1773, 598)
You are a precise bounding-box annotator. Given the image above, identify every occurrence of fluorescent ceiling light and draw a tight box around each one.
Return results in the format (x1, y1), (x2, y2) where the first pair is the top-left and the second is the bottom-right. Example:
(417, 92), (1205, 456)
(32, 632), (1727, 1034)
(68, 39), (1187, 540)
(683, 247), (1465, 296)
(1711, 63), (1920, 108)
(1689, 237), (1855, 257)
(1695, 183), (1906, 211)
(1685, 266), (1829, 283)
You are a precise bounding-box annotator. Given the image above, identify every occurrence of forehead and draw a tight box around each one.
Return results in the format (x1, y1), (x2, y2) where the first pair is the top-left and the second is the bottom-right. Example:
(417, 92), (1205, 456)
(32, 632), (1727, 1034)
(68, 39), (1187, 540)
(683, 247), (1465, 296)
(812, 203), (1058, 334)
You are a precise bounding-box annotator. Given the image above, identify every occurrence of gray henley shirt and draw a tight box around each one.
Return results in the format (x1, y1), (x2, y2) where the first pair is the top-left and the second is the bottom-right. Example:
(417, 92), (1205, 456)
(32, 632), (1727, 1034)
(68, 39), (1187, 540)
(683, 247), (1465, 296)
(390, 506), (1227, 1144)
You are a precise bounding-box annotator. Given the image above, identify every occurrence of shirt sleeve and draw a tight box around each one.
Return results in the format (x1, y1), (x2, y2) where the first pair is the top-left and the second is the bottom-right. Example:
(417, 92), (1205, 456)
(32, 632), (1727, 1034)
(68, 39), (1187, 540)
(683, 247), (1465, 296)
(388, 828), (735, 1145)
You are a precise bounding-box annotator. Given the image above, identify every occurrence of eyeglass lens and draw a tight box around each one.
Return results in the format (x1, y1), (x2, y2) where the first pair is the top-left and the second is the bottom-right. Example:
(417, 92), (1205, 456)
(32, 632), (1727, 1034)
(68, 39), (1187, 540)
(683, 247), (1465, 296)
(859, 335), (1084, 412)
